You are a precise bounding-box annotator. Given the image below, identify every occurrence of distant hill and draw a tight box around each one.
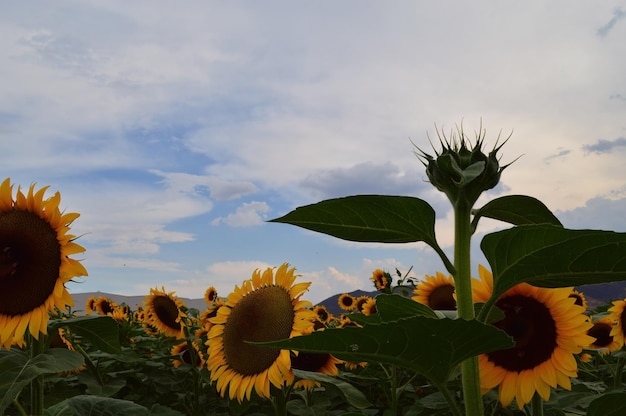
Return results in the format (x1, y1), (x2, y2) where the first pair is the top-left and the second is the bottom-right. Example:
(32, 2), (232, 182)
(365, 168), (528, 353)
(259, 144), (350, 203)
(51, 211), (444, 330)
(70, 281), (626, 316)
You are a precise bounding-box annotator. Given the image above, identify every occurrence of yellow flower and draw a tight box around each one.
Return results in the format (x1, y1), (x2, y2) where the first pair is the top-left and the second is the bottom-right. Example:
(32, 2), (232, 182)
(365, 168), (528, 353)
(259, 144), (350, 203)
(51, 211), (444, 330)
(569, 289), (587, 311)
(204, 286), (218, 304)
(292, 351), (343, 390)
(608, 298), (626, 349)
(586, 316), (621, 355)
(143, 287), (187, 339)
(85, 296), (98, 314)
(370, 269), (389, 291)
(313, 305), (331, 324)
(171, 341), (205, 368)
(0, 178), (87, 349)
(473, 265), (593, 408)
(206, 263), (314, 402)
(412, 272), (456, 310)
(94, 297), (117, 316)
(361, 297), (377, 316)
(338, 293), (356, 311)
(355, 296), (371, 313)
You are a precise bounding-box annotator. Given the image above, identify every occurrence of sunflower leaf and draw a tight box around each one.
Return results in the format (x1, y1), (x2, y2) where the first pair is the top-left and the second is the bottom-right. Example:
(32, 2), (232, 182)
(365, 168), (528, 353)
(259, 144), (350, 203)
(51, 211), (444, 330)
(586, 392), (626, 416)
(472, 195), (562, 232)
(375, 293), (438, 320)
(481, 225), (626, 299)
(256, 316), (513, 385)
(44, 395), (151, 416)
(0, 348), (84, 415)
(292, 369), (372, 409)
(270, 194), (445, 249)
(50, 315), (122, 354)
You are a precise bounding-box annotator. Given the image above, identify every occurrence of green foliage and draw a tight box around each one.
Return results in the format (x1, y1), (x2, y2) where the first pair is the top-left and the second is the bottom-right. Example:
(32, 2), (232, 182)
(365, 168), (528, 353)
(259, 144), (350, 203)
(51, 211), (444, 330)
(258, 315), (512, 386)
(0, 348), (84, 415)
(471, 194), (563, 231)
(482, 225), (626, 299)
(50, 315), (122, 354)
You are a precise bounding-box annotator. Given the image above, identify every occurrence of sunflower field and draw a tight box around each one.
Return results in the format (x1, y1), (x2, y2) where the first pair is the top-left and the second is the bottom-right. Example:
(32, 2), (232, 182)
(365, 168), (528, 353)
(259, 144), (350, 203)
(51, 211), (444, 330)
(3, 126), (626, 416)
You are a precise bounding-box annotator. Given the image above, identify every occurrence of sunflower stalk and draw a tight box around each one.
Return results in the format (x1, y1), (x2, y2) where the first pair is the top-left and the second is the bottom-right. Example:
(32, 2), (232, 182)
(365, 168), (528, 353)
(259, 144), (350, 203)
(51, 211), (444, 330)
(30, 333), (46, 416)
(530, 393), (544, 416)
(454, 202), (484, 416)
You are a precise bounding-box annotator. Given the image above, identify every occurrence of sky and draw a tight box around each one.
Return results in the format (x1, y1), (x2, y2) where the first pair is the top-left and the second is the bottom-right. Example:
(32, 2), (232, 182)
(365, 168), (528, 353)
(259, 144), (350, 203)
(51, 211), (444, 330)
(1, 1), (625, 305)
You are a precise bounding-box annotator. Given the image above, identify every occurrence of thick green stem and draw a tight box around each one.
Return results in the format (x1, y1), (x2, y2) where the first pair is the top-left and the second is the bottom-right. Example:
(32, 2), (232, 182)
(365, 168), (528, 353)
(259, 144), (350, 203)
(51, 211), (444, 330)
(30, 334), (46, 416)
(454, 203), (483, 416)
(531, 393), (544, 416)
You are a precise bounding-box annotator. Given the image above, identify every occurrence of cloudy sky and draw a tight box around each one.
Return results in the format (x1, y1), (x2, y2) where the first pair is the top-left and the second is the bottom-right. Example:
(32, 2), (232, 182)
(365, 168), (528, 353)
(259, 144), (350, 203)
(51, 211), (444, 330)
(1, 2), (625, 305)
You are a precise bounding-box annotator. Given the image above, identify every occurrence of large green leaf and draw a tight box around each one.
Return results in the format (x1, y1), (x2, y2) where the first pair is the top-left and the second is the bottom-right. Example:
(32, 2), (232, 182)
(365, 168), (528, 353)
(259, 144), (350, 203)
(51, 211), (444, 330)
(0, 348), (84, 415)
(44, 395), (150, 416)
(258, 316), (512, 385)
(481, 225), (626, 299)
(472, 195), (562, 231)
(586, 392), (626, 416)
(50, 315), (122, 354)
(292, 369), (371, 409)
(375, 293), (437, 321)
(270, 195), (439, 245)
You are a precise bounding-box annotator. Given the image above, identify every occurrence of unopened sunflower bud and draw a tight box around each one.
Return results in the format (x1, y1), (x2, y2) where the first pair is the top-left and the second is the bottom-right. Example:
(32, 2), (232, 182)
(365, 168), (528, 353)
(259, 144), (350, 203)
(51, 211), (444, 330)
(416, 125), (510, 208)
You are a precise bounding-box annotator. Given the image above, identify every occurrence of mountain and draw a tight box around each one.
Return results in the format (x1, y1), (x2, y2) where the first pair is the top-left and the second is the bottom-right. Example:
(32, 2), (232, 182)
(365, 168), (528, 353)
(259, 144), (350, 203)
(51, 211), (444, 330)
(69, 281), (626, 317)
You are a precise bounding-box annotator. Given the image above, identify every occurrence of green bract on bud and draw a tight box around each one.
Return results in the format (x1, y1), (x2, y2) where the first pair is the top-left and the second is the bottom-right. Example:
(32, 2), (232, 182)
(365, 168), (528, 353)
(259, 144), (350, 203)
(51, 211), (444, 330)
(415, 124), (512, 208)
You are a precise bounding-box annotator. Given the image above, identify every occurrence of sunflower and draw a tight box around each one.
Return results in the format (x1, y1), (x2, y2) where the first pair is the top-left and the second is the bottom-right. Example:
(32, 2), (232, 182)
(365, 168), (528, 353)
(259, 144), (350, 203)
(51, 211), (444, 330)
(569, 290), (588, 310)
(370, 269), (390, 291)
(171, 341), (205, 368)
(95, 297), (117, 316)
(473, 265), (593, 408)
(608, 298), (626, 349)
(206, 263), (315, 402)
(412, 272), (456, 310)
(204, 286), (218, 304)
(338, 293), (356, 311)
(355, 296), (371, 313)
(143, 287), (187, 339)
(361, 297), (377, 316)
(313, 305), (331, 324)
(85, 296), (98, 314)
(292, 351), (343, 390)
(0, 178), (87, 349)
(586, 316), (621, 355)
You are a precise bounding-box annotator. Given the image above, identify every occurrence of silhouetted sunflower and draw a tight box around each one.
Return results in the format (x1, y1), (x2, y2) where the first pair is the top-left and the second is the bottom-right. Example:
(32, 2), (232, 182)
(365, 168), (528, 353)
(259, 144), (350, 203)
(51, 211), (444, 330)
(338, 293), (356, 311)
(171, 341), (205, 368)
(412, 272), (456, 310)
(0, 178), (87, 349)
(473, 265), (593, 408)
(143, 287), (187, 339)
(587, 316), (620, 355)
(206, 263), (314, 402)
(204, 286), (218, 304)
(608, 298), (626, 349)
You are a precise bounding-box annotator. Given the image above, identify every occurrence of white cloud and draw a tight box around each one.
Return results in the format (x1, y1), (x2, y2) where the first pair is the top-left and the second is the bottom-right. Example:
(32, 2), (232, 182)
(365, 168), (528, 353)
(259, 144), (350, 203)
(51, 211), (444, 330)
(212, 201), (270, 227)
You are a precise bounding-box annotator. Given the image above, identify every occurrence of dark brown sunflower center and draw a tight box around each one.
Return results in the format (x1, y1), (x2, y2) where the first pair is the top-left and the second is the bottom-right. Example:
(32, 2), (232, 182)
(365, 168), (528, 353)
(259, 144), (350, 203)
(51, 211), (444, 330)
(223, 285), (295, 376)
(0, 210), (62, 316)
(153, 296), (181, 331)
(291, 351), (331, 372)
(589, 322), (613, 347)
(428, 285), (456, 310)
(487, 294), (557, 372)
(569, 293), (584, 307)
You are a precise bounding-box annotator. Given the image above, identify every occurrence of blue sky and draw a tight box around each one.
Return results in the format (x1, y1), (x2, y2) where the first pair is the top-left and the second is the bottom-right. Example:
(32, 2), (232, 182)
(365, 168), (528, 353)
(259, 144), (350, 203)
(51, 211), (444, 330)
(1, 2), (625, 305)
